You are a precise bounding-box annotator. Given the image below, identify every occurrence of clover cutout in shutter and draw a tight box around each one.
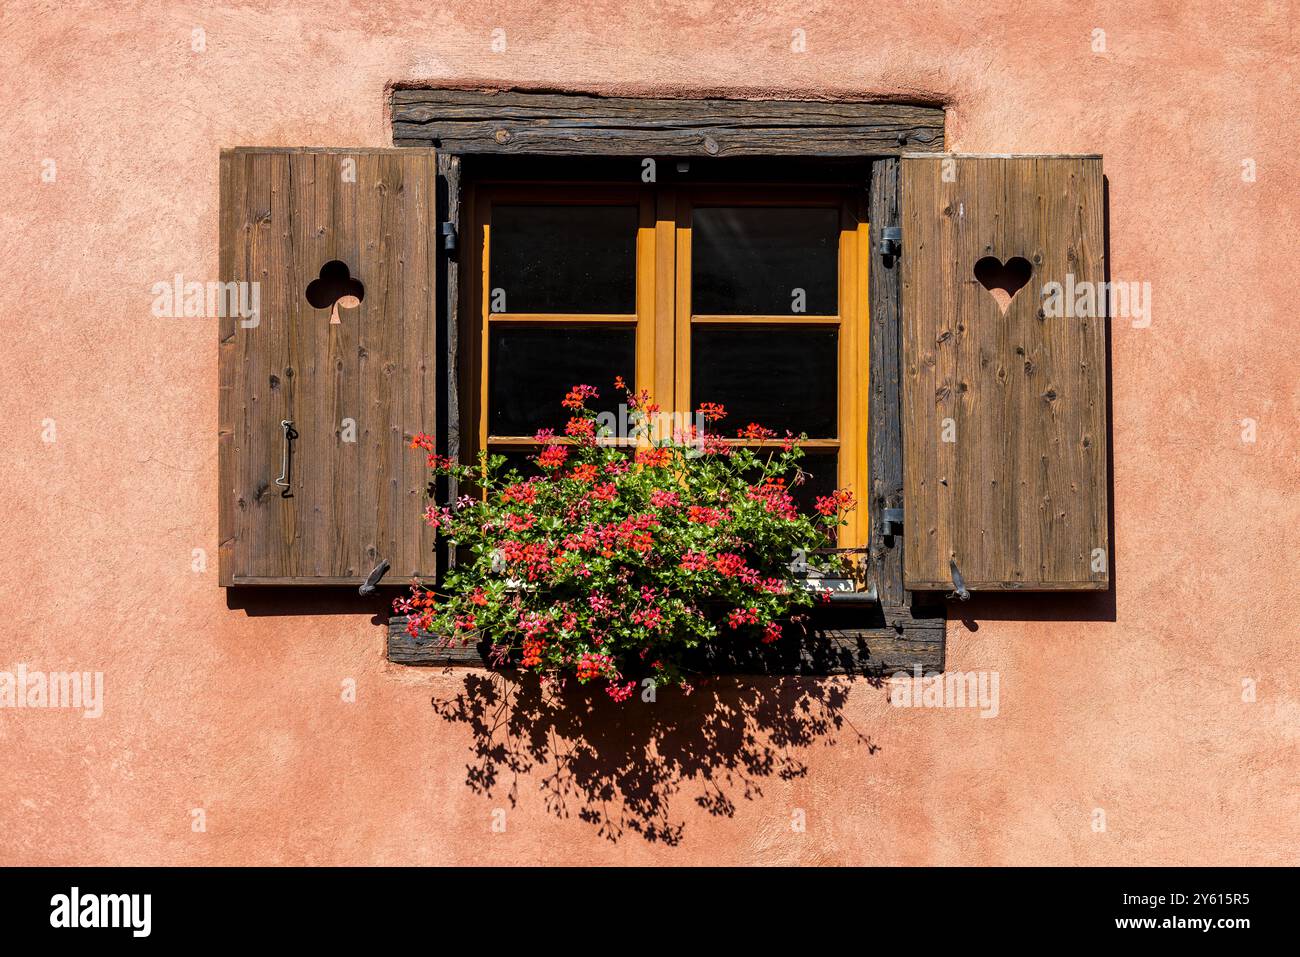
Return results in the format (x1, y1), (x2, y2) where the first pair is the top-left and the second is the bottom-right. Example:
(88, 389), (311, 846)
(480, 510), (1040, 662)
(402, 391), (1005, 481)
(305, 260), (364, 324)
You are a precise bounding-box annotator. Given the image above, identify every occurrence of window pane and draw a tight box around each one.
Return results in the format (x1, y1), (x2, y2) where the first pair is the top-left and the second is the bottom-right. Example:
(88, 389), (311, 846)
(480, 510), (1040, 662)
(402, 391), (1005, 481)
(691, 326), (837, 437)
(490, 205), (638, 314)
(487, 447), (546, 482)
(488, 326), (634, 436)
(692, 207), (839, 315)
(740, 450), (838, 517)
(791, 450), (839, 519)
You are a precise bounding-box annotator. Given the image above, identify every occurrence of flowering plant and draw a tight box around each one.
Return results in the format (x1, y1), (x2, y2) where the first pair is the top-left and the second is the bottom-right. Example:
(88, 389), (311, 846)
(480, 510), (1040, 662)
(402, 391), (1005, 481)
(397, 379), (856, 701)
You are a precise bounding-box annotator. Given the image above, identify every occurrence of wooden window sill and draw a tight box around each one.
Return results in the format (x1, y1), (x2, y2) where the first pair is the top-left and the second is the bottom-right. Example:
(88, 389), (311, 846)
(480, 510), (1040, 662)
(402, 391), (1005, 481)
(386, 601), (944, 676)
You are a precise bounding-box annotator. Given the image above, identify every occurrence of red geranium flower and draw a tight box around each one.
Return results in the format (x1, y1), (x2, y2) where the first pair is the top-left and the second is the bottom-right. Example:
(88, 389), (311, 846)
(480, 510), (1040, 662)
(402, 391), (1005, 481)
(562, 384), (600, 410)
(737, 422), (776, 441)
(635, 446), (672, 468)
(537, 445), (568, 470)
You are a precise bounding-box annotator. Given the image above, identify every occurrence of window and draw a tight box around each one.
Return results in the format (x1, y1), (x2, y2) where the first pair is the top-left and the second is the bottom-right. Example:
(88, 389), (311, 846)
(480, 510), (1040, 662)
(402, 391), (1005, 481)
(211, 96), (1111, 677)
(467, 176), (870, 548)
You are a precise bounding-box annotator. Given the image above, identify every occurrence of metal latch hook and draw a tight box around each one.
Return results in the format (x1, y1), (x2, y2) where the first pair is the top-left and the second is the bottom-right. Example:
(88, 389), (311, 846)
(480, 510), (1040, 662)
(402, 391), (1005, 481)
(275, 419), (298, 498)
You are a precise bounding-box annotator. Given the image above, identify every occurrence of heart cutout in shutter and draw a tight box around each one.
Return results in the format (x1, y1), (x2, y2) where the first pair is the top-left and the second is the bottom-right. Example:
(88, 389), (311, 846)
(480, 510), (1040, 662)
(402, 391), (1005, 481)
(973, 256), (1033, 314)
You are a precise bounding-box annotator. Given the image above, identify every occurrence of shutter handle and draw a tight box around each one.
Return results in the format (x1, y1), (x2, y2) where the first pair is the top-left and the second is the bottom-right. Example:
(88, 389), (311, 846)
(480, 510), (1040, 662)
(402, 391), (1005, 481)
(359, 559), (390, 596)
(275, 419), (298, 498)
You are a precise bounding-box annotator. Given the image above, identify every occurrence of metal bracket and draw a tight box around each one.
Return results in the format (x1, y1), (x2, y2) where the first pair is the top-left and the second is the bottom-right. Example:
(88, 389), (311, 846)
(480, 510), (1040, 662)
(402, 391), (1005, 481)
(879, 226), (902, 258)
(824, 582), (879, 604)
(440, 221), (457, 253)
(359, 558), (391, 597)
(947, 558), (970, 601)
(879, 506), (904, 537)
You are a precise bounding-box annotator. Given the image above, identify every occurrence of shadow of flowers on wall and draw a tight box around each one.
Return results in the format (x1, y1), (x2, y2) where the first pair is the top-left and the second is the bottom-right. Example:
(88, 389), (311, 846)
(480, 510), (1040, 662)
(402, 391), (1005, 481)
(432, 673), (879, 845)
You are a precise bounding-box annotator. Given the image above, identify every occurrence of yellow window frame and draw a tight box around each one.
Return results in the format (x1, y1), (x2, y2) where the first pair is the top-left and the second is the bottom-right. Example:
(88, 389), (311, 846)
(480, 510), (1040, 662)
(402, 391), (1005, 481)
(467, 180), (870, 549)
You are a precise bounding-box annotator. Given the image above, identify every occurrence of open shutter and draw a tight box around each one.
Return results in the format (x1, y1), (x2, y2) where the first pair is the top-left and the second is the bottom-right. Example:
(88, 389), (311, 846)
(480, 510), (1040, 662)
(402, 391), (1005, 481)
(218, 148), (438, 585)
(900, 154), (1108, 591)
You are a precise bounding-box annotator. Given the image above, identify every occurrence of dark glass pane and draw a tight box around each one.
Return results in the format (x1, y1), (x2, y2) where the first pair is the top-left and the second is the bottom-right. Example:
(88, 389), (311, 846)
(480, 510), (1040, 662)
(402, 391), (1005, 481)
(488, 325), (634, 436)
(490, 205), (638, 314)
(488, 447), (546, 482)
(742, 450), (838, 516)
(691, 326), (837, 437)
(692, 207), (839, 315)
(790, 451), (839, 520)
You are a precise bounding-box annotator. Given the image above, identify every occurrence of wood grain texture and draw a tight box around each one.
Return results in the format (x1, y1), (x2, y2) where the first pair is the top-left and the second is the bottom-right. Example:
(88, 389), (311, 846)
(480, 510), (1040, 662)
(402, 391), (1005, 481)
(435, 153), (461, 571)
(391, 89), (944, 157)
(218, 148), (439, 585)
(900, 155), (1109, 590)
(868, 157), (906, 607)
(389, 604), (945, 675)
(217, 152), (241, 585)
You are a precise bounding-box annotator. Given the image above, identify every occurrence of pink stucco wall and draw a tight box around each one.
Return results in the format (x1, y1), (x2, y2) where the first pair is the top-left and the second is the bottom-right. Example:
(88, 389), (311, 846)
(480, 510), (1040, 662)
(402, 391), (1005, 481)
(2, 1), (1296, 865)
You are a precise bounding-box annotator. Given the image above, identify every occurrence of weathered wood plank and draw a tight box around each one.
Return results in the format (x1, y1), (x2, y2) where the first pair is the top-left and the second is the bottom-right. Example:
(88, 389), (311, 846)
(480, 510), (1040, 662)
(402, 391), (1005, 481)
(393, 89), (944, 127)
(217, 152), (241, 586)
(390, 90), (944, 156)
(435, 153), (461, 571)
(266, 152), (299, 578)
(395, 125), (937, 157)
(388, 604), (945, 676)
(868, 157), (906, 608)
(399, 151), (439, 578)
(300, 153), (344, 575)
(900, 155), (1109, 590)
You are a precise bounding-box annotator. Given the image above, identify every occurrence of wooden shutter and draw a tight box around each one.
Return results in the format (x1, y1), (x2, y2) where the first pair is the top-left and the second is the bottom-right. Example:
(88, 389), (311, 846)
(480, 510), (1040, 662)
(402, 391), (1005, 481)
(218, 148), (438, 585)
(900, 155), (1108, 591)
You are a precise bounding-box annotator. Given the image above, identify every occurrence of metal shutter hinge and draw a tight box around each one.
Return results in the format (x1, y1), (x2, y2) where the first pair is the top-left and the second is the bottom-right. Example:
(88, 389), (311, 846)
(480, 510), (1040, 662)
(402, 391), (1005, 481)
(440, 221), (457, 253)
(879, 226), (902, 258)
(879, 507), (904, 536)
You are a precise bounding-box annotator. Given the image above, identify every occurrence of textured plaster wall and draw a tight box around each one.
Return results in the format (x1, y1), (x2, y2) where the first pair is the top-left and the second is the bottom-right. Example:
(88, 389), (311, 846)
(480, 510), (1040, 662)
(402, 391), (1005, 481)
(1, 1), (1296, 864)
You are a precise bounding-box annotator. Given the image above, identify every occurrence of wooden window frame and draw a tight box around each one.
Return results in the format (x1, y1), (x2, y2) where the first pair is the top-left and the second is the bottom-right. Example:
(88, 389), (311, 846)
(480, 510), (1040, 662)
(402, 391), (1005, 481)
(390, 90), (948, 675)
(470, 184), (656, 454)
(468, 181), (870, 549)
(672, 185), (870, 549)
